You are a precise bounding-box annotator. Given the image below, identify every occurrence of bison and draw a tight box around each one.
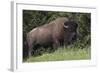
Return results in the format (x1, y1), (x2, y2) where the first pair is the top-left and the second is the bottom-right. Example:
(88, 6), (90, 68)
(26, 17), (78, 57)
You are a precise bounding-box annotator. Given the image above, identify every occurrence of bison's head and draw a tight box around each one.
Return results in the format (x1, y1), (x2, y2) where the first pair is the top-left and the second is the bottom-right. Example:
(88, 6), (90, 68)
(63, 21), (78, 45)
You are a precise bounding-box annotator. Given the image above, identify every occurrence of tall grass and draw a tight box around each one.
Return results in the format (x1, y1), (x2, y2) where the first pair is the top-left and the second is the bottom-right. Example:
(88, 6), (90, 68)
(25, 46), (91, 62)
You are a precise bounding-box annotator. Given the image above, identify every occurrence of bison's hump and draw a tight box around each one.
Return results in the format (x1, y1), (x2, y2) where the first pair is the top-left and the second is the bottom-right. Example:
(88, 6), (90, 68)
(55, 17), (69, 22)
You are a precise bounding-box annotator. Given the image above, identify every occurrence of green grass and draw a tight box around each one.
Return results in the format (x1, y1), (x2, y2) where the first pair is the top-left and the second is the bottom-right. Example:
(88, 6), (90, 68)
(24, 46), (91, 62)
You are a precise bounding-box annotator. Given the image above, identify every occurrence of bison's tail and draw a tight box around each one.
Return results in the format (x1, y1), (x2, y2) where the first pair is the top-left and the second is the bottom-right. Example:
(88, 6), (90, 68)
(23, 33), (29, 60)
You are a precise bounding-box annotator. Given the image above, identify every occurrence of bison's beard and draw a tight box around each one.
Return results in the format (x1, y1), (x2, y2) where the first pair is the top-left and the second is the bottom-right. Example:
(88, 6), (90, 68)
(64, 32), (77, 45)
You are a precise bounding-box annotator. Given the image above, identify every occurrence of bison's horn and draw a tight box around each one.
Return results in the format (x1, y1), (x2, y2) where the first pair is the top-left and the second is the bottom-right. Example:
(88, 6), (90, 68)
(64, 25), (69, 28)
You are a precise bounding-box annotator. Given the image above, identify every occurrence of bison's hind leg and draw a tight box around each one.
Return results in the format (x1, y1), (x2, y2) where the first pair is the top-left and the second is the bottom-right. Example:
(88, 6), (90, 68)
(28, 43), (33, 57)
(27, 39), (33, 57)
(32, 44), (43, 56)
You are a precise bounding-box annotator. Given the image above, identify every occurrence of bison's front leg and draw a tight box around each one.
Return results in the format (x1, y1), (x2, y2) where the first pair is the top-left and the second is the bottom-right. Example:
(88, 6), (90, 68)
(53, 40), (60, 50)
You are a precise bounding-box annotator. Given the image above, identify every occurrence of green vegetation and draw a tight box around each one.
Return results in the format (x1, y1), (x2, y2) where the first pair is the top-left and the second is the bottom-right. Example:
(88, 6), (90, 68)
(23, 10), (91, 62)
(25, 46), (90, 62)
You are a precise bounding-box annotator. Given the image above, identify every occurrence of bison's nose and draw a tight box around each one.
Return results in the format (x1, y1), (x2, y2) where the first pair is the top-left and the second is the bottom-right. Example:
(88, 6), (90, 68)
(72, 34), (77, 41)
(71, 32), (78, 42)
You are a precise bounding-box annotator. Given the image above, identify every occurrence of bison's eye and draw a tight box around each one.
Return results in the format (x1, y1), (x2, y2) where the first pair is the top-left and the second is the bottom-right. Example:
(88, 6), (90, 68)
(64, 21), (78, 32)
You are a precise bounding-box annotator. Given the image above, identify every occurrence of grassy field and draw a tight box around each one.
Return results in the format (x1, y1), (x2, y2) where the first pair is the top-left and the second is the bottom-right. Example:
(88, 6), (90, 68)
(24, 46), (91, 62)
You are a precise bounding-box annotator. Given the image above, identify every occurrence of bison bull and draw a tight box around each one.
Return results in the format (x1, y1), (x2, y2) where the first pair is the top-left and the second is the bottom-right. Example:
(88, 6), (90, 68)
(26, 17), (78, 57)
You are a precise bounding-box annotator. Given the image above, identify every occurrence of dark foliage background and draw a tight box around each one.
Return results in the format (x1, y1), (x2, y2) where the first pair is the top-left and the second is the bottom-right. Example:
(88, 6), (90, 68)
(23, 10), (91, 59)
